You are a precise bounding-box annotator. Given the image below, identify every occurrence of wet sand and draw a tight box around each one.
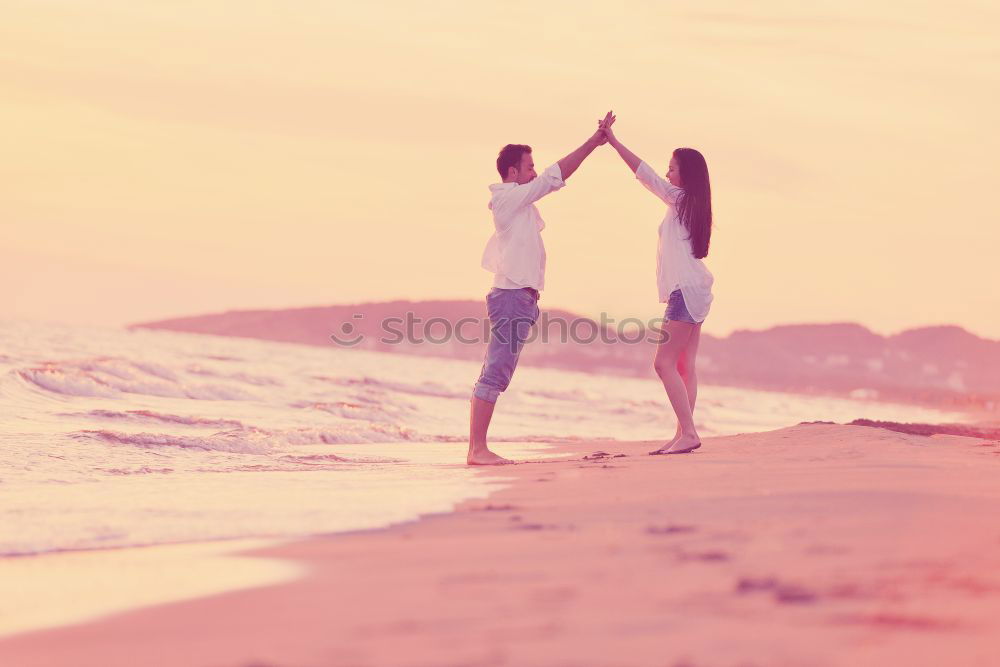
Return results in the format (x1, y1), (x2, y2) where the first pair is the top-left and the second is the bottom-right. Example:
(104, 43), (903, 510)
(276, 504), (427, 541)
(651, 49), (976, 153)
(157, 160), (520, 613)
(2, 422), (1000, 667)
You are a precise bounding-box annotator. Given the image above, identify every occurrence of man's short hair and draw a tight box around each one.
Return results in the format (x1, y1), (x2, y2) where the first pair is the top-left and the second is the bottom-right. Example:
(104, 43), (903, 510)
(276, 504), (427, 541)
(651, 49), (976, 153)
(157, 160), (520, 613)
(496, 144), (531, 178)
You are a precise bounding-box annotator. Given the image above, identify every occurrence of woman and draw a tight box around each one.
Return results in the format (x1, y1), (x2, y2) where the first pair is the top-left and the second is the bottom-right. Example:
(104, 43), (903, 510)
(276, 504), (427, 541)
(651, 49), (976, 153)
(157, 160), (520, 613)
(600, 113), (714, 455)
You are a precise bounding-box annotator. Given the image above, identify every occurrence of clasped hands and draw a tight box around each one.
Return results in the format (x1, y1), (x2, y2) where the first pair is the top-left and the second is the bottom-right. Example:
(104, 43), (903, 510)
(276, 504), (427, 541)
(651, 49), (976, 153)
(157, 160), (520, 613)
(590, 110), (618, 146)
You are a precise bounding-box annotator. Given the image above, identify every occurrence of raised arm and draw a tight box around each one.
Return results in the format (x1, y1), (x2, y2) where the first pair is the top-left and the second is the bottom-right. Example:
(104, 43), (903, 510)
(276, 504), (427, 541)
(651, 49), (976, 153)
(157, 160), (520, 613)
(553, 111), (612, 179)
(601, 114), (682, 205)
(601, 118), (643, 174)
(494, 114), (611, 216)
(556, 131), (605, 180)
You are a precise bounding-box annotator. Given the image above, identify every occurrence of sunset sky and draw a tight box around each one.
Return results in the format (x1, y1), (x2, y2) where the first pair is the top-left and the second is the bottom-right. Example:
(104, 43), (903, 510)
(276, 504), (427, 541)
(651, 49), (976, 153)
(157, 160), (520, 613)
(4, 0), (999, 338)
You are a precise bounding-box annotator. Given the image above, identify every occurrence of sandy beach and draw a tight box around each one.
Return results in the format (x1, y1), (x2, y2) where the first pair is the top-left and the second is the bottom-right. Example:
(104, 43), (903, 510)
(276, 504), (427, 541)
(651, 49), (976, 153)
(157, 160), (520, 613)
(2, 422), (999, 667)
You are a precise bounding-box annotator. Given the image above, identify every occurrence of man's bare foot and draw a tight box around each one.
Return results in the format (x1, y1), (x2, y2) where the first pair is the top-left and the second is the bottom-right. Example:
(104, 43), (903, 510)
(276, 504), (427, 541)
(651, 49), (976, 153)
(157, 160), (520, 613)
(649, 433), (700, 456)
(467, 449), (514, 466)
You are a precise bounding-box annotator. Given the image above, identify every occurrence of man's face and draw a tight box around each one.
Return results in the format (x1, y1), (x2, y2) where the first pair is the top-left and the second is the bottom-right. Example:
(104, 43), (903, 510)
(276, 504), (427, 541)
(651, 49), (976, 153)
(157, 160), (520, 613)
(666, 157), (682, 187)
(511, 152), (537, 184)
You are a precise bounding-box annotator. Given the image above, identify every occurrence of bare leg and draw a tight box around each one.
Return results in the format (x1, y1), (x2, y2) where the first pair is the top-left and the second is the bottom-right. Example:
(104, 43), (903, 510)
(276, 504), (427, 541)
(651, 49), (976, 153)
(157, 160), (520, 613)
(666, 323), (702, 446)
(467, 397), (512, 465)
(650, 321), (701, 455)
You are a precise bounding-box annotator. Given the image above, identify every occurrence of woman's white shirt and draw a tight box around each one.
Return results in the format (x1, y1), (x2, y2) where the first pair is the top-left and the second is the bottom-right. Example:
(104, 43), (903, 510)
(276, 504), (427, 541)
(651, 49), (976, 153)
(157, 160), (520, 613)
(635, 160), (714, 322)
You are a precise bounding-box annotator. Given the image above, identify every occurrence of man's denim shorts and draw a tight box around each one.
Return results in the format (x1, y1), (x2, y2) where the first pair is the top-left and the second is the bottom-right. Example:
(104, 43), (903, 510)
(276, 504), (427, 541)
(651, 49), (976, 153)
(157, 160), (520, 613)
(472, 288), (540, 403)
(665, 288), (701, 324)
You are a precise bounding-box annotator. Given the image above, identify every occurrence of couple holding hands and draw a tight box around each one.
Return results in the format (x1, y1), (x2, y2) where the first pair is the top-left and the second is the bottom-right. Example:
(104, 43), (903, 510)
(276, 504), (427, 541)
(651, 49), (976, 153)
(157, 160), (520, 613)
(469, 111), (715, 465)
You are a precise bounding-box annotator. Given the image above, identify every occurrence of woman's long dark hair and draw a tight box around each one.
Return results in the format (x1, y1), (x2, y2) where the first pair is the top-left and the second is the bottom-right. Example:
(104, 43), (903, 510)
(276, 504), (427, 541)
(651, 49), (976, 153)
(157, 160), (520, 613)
(674, 148), (712, 259)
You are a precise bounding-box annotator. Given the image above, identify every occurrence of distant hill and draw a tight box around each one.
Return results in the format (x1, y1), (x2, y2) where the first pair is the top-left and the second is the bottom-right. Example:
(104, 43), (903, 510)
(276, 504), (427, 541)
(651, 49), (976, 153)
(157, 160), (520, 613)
(129, 301), (1000, 412)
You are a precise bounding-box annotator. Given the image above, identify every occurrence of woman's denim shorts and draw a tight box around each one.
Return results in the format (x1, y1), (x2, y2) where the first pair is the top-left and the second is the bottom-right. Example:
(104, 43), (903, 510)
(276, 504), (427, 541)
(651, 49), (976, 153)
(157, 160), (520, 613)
(665, 289), (702, 324)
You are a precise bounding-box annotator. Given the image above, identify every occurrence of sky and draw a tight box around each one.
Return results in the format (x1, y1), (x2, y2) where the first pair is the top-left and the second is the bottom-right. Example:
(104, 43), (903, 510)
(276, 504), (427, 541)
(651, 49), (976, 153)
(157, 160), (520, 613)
(3, 0), (999, 339)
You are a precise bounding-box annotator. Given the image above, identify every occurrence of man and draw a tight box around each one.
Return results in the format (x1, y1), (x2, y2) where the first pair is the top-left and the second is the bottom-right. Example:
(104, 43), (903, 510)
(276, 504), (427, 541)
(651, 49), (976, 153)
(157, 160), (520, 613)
(468, 112), (613, 465)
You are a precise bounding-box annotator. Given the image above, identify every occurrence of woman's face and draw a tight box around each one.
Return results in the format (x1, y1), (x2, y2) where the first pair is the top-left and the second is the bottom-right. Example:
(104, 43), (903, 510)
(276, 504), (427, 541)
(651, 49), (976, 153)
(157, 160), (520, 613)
(666, 157), (682, 187)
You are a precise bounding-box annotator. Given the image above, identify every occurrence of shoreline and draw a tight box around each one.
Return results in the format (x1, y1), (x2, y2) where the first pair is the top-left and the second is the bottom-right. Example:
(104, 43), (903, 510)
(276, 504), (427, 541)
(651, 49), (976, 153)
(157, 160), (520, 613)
(0, 538), (303, 639)
(0, 440), (569, 638)
(3, 423), (1000, 666)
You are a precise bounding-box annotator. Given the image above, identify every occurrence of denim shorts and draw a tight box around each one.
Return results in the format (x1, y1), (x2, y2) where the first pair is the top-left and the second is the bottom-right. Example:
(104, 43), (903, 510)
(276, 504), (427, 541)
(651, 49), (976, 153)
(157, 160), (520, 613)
(665, 288), (701, 324)
(473, 288), (540, 403)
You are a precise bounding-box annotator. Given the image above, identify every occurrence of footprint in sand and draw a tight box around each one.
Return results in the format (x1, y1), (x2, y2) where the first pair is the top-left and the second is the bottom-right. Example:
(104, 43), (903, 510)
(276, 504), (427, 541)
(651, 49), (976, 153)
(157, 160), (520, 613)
(511, 520), (575, 532)
(736, 577), (819, 604)
(474, 503), (518, 512)
(646, 524), (698, 536)
(680, 550), (731, 563)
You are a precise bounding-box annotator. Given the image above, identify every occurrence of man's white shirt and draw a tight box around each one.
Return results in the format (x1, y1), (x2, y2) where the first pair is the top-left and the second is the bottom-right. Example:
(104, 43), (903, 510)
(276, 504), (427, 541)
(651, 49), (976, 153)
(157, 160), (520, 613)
(481, 163), (565, 291)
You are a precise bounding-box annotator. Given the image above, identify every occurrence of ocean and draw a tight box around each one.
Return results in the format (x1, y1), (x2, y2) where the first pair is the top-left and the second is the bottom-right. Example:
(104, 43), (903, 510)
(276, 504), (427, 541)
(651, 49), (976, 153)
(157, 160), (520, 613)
(0, 318), (966, 557)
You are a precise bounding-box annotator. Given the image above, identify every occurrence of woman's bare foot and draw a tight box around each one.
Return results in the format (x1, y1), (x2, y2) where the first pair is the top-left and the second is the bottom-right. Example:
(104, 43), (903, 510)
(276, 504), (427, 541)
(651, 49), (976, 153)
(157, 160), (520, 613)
(665, 433), (701, 454)
(649, 432), (700, 456)
(466, 448), (514, 466)
(648, 428), (683, 455)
